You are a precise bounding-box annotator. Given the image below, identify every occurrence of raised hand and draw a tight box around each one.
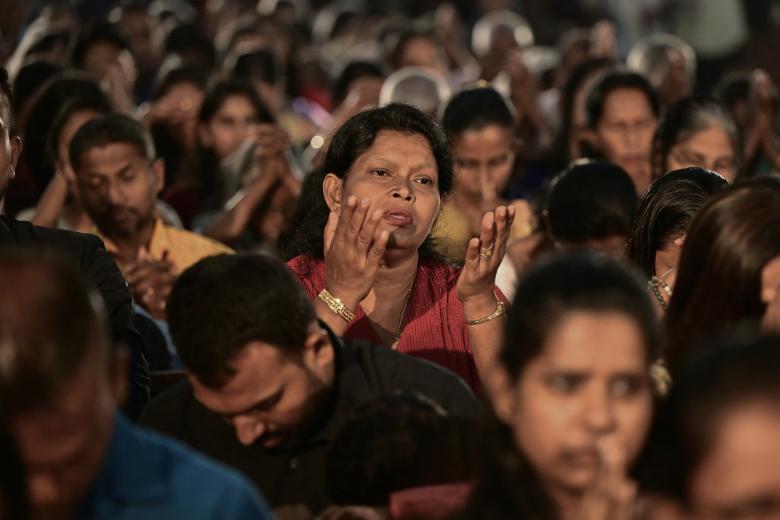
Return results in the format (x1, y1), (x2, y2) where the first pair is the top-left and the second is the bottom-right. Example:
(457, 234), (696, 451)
(458, 205), (516, 381)
(323, 196), (389, 310)
(253, 124), (290, 160)
(457, 205), (515, 305)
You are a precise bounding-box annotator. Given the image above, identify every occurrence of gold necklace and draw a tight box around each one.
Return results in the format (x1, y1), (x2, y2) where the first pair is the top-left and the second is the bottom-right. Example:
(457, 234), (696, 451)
(391, 275), (416, 350)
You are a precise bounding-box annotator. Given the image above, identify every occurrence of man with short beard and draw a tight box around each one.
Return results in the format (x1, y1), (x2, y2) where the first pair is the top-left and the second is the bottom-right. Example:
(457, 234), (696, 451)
(69, 113), (231, 320)
(140, 254), (481, 515)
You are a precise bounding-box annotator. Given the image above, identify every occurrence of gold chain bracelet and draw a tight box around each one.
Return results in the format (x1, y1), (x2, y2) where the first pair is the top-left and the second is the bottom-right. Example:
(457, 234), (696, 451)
(318, 289), (356, 323)
(466, 300), (506, 326)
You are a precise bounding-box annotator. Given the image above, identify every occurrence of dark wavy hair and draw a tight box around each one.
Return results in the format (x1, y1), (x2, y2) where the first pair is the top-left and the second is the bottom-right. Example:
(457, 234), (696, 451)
(586, 68), (660, 129)
(627, 167), (728, 278)
(651, 96), (740, 180)
(665, 177), (780, 369)
(283, 103), (453, 260)
(441, 86), (516, 136)
(466, 252), (659, 518)
(168, 254), (316, 389)
(544, 160), (638, 244)
(21, 72), (109, 195)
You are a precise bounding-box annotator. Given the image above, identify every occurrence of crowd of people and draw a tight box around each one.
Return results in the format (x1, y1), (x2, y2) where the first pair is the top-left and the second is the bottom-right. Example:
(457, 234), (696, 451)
(0, 0), (779, 519)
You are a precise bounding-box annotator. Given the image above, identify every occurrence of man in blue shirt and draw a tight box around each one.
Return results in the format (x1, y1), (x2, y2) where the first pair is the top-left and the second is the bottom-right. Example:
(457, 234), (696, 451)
(0, 251), (271, 520)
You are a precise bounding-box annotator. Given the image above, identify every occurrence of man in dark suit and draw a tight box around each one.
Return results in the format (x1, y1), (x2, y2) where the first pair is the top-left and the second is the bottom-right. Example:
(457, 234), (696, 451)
(0, 66), (150, 417)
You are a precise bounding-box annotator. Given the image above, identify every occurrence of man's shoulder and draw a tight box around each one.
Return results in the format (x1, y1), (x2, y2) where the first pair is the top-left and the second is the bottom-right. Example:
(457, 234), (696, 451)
(164, 224), (233, 255)
(123, 419), (271, 517)
(139, 380), (195, 435)
(342, 339), (482, 418)
(1, 217), (103, 252)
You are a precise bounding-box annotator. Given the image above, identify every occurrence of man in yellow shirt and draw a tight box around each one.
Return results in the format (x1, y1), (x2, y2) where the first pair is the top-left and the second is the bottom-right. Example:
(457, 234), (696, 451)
(69, 113), (232, 319)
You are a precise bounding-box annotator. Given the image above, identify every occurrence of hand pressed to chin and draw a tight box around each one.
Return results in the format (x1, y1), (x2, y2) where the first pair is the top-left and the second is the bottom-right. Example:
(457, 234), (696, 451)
(323, 196), (388, 309)
(579, 437), (637, 520)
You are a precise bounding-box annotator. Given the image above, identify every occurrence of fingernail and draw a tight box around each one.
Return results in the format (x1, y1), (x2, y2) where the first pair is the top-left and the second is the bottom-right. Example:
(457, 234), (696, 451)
(360, 199), (370, 208)
(348, 196), (357, 206)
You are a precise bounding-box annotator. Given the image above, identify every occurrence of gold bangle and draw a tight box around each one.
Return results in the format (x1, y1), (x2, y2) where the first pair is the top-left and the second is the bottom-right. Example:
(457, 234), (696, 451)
(318, 289), (356, 323)
(466, 300), (506, 326)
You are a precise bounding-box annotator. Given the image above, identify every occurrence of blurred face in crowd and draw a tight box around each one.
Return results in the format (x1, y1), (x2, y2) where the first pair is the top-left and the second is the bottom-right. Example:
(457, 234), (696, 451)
(688, 401), (780, 519)
(657, 48), (690, 106)
(324, 130), (441, 255)
(189, 325), (335, 450)
(498, 311), (653, 495)
(761, 256), (780, 333)
(10, 348), (123, 520)
(199, 94), (259, 160)
(454, 124), (515, 201)
(81, 41), (136, 88)
(666, 124), (738, 182)
(160, 81), (205, 152)
(117, 7), (161, 73)
(0, 96), (21, 201)
(398, 36), (447, 76)
(595, 88), (657, 194)
(73, 142), (163, 240)
(55, 109), (101, 183)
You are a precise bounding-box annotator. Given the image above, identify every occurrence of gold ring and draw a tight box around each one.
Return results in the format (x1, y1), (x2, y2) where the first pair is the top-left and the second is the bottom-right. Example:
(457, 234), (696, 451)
(479, 246), (494, 258)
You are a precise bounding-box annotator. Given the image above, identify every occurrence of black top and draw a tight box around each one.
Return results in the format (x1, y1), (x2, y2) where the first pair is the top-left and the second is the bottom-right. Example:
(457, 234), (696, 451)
(0, 216), (151, 418)
(139, 331), (482, 514)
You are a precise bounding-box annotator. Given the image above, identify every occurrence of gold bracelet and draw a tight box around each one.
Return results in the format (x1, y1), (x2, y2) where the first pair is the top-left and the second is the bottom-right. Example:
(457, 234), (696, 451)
(318, 289), (356, 323)
(466, 300), (506, 326)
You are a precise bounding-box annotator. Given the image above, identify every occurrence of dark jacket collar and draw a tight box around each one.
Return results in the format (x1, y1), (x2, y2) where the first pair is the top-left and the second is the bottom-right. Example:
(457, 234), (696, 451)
(300, 322), (371, 447)
(0, 215), (17, 244)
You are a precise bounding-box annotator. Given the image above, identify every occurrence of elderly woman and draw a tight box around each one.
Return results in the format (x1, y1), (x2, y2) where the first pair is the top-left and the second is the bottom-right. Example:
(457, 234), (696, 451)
(285, 104), (513, 391)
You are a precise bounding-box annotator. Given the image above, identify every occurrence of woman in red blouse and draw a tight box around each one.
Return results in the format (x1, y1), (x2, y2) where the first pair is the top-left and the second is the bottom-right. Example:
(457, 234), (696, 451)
(285, 104), (513, 392)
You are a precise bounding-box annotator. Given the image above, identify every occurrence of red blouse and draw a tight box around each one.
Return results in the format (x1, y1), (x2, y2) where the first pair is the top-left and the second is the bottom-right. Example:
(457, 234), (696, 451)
(287, 255), (506, 393)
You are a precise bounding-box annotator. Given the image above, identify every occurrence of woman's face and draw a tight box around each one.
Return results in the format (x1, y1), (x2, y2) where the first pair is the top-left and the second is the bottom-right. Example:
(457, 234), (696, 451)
(760, 255), (780, 333)
(667, 124), (738, 181)
(454, 124), (515, 201)
(200, 95), (259, 159)
(688, 401), (780, 519)
(324, 130), (441, 254)
(505, 311), (653, 494)
(594, 88), (658, 194)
